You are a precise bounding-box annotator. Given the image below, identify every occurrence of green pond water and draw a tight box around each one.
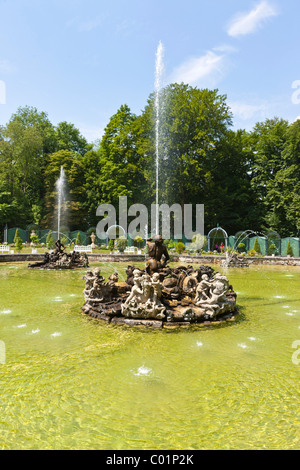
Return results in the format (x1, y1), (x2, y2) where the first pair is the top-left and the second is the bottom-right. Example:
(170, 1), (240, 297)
(0, 261), (299, 450)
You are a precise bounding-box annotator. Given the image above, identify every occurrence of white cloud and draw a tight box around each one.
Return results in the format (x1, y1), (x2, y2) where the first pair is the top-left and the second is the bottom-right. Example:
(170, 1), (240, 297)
(169, 49), (229, 87)
(229, 101), (268, 120)
(227, 1), (278, 38)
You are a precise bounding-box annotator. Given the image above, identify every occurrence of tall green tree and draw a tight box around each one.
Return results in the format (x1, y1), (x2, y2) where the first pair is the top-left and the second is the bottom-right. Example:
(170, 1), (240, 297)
(98, 104), (146, 209)
(137, 84), (233, 232)
(54, 121), (90, 155)
(249, 117), (289, 235)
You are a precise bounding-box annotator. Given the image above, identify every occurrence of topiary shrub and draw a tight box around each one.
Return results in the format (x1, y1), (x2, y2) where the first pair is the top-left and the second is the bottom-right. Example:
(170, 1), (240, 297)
(286, 241), (294, 257)
(13, 228), (21, 245)
(15, 234), (23, 252)
(253, 238), (261, 254)
(237, 242), (246, 253)
(46, 230), (55, 249)
(117, 237), (128, 253)
(75, 232), (82, 246)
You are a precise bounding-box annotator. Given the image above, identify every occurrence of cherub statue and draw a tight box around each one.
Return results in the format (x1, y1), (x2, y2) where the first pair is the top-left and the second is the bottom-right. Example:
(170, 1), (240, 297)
(194, 274), (212, 305)
(123, 270), (144, 307)
(151, 272), (162, 303)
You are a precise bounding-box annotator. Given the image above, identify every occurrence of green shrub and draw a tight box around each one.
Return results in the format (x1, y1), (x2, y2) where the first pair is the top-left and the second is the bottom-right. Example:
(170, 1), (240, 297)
(134, 236), (143, 248)
(30, 232), (40, 245)
(286, 241), (294, 257)
(61, 236), (68, 246)
(108, 239), (114, 251)
(268, 243), (277, 255)
(13, 228), (20, 244)
(15, 235), (23, 251)
(46, 230), (55, 249)
(175, 241), (185, 254)
(117, 237), (128, 253)
(253, 238), (261, 254)
(237, 242), (246, 253)
(75, 232), (82, 246)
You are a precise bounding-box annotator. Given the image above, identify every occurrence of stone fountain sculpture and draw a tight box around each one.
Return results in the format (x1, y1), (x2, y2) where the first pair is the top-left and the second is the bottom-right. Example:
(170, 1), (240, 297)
(81, 235), (238, 328)
(28, 239), (89, 270)
(221, 250), (249, 268)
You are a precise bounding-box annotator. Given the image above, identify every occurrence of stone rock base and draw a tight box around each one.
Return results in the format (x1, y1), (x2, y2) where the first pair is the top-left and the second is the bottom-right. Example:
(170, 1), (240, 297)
(81, 304), (239, 329)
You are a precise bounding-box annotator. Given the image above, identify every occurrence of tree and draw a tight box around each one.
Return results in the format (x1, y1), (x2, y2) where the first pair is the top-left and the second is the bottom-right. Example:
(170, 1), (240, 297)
(137, 84), (234, 233)
(98, 104), (146, 210)
(272, 120), (300, 236)
(54, 121), (90, 156)
(249, 118), (289, 235)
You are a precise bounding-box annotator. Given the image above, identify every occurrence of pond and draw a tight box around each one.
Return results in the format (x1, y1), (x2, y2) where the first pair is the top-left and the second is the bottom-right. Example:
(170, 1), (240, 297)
(0, 261), (299, 450)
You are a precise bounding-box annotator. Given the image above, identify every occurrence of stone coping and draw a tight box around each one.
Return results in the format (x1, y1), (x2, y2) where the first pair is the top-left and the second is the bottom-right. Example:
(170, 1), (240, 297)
(1, 252), (300, 265)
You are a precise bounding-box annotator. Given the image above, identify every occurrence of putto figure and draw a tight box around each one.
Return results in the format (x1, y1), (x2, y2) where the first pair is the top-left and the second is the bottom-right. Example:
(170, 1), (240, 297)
(146, 234), (170, 275)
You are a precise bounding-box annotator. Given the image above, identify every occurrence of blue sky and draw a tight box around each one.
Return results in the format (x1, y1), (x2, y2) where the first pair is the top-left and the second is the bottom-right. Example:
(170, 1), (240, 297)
(0, 0), (300, 143)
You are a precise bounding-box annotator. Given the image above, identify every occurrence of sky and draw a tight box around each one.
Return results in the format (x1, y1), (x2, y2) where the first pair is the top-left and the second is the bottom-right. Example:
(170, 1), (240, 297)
(1, 0), (300, 143)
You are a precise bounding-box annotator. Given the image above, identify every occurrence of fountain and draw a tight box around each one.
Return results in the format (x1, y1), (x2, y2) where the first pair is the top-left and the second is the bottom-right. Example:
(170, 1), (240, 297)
(81, 235), (238, 328)
(56, 166), (67, 240)
(154, 41), (164, 235)
(221, 230), (268, 268)
(28, 167), (89, 270)
(28, 238), (89, 269)
(81, 44), (238, 327)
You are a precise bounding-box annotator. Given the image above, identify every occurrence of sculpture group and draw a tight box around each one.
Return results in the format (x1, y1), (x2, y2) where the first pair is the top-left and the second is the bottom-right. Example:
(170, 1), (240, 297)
(81, 235), (238, 327)
(28, 239), (89, 269)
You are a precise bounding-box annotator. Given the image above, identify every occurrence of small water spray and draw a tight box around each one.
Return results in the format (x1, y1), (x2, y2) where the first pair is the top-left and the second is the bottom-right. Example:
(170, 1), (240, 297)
(55, 166), (67, 240)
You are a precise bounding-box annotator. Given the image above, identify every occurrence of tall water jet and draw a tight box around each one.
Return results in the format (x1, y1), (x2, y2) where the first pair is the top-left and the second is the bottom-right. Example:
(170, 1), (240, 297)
(55, 166), (67, 240)
(154, 41), (164, 235)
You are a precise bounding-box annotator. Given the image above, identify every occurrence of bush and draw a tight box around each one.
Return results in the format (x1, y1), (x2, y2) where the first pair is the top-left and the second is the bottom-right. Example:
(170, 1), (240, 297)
(134, 236), (143, 248)
(46, 230), (55, 249)
(61, 236), (68, 246)
(253, 238), (261, 254)
(268, 243), (277, 255)
(175, 241), (185, 254)
(108, 239), (114, 251)
(15, 235), (23, 251)
(286, 241), (294, 257)
(117, 237), (128, 253)
(75, 232), (82, 246)
(30, 232), (40, 245)
(237, 242), (246, 253)
(13, 228), (21, 244)
(168, 240), (175, 249)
